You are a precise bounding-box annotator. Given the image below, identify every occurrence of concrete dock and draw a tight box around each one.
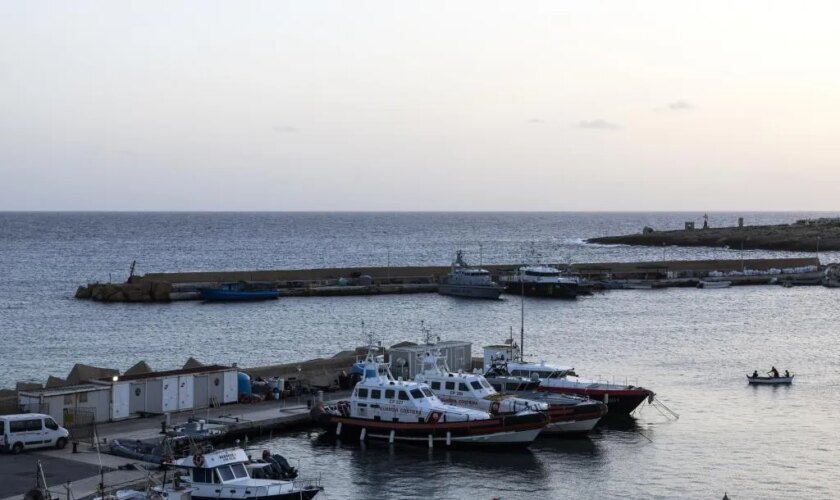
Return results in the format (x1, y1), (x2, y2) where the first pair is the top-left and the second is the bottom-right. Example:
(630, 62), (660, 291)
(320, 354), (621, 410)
(0, 394), (346, 500)
(74, 257), (824, 302)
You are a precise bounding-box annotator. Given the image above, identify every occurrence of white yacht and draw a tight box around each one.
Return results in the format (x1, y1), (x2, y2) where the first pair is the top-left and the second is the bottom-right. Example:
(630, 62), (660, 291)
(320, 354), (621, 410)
(174, 448), (322, 500)
(499, 265), (578, 298)
(437, 250), (504, 299)
(310, 348), (549, 448)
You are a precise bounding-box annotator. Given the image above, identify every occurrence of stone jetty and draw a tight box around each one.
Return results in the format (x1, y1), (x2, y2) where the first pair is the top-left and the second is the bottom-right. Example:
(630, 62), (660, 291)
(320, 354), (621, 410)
(72, 256), (826, 302)
(588, 217), (840, 251)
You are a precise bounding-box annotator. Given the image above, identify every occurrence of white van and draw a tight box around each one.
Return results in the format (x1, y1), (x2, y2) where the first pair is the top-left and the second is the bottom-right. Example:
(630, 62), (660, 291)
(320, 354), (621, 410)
(0, 413), (70, 454)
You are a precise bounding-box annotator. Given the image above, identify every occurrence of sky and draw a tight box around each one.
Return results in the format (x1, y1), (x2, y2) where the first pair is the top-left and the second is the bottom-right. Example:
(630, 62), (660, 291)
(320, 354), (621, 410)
(1, 1), (839, 211)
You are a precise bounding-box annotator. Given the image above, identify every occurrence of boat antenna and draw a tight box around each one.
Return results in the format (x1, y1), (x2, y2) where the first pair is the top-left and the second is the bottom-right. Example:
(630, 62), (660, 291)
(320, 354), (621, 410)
(520, 261), (526, 362)
(420, 320), (434, 345)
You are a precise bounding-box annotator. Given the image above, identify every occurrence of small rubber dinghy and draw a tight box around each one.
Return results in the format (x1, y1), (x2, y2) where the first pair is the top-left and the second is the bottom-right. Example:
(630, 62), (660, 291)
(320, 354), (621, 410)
(747, 374), (794, 385)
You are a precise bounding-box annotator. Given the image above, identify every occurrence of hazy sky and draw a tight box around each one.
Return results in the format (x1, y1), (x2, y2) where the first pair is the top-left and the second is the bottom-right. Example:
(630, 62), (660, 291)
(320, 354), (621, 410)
(2, 1), (839, 210)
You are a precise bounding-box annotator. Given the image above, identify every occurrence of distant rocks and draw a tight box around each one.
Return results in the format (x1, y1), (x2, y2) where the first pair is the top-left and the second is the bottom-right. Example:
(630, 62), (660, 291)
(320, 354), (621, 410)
(588, 219), (840, 252)
(75, 281), (172, 302)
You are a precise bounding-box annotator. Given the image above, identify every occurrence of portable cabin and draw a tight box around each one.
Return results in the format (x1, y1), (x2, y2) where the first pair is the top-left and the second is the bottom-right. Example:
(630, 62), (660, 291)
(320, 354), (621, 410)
(388, 341), (472, 380)
(18, 384), (111, 427)
(108, 365), (238, 418)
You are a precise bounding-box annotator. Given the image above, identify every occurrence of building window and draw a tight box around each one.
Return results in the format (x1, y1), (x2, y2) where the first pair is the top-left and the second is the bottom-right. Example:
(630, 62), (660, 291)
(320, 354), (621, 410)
(64, 395), (73, 405)
(78, 392), (88, 403)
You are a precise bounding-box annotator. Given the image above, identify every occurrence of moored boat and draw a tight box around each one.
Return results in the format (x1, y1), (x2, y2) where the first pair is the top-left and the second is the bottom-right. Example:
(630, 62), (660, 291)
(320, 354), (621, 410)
(499, 265), (578, 299)
(483, 342), (654, 416)
(483, 361), (608, 435)
(697, 280), (731, 289)
(175, 448), (322, 500)
(199, 283), (279, 301)
(310, 347), (549, 448)
(437, 250), (504, 300)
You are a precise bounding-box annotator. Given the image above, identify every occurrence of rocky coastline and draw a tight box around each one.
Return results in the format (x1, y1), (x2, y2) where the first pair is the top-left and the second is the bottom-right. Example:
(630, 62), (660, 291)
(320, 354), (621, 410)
(587, 217), (840, 252)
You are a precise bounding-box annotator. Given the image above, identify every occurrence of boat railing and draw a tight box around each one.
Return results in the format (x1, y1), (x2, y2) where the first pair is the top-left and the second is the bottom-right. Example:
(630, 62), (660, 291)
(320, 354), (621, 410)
(294, 473), (323, 490)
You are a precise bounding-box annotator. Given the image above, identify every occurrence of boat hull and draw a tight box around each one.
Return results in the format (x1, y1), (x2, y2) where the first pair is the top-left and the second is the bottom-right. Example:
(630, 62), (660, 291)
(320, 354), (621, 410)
(501, 281), (578, 299)
(199, 288), (279, 301)
(537, 386), (652, 416)
(191, 491), (320, 500)
(438, 284), (504, 299)
(312, 409), (548, 448)
(747, 376), (793, 385)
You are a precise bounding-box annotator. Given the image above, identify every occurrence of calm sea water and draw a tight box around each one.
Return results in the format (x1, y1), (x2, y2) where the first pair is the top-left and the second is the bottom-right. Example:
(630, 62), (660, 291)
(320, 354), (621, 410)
(2, 212), (839, 499)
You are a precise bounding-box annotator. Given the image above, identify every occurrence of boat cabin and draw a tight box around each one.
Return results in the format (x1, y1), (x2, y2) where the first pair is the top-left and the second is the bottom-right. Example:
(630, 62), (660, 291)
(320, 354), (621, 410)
(345, 349), (488, 423)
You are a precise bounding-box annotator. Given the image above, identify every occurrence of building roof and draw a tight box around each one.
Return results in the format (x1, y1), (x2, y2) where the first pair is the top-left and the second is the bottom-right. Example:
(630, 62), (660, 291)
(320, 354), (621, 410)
(19, 384), (109, 398)
(110, 364), (234, 382)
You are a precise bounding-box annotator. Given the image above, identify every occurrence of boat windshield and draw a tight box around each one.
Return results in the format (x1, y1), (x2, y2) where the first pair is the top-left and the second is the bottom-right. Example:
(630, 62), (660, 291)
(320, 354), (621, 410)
(525, 271), (559, 277)
(410, 388), (425, 399)
(231, 463), (249, 479)
(421, 387), (434, 398)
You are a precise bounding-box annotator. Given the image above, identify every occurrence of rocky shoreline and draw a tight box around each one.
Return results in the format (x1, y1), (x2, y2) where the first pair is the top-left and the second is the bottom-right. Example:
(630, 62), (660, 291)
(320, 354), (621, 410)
(588, 218), (840, 252)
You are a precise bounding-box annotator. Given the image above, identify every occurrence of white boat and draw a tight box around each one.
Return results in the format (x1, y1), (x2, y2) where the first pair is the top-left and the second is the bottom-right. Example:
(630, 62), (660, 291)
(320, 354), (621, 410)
(747, 374), (794, 385)
(413, 345), (549, 416)
(310, 347), (549, 448)
(483, 342), (654, 416)
(437, 250), (504, 299)
(174, 448), (322, 500)
(499, 265), (578, 298)
(697, 280), (732, 289)
(481, 360), (608, 435)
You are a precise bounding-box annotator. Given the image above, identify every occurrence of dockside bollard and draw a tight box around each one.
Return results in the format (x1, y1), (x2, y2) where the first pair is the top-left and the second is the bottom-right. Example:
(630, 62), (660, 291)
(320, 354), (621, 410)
(72, 441), (78, 453)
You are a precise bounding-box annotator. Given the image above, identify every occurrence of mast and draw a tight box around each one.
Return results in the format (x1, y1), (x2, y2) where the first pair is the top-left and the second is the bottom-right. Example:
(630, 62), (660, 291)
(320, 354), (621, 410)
(520, 265), (525, 362)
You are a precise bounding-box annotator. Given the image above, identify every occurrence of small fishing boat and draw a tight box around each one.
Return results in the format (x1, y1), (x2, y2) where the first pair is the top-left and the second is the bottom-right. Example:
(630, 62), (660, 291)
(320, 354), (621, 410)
(437, 250), (505, 300)
(310, 347), (549, 448)
(747, 374), (794, 385)
(698, 280), (731, 289)
(175, 448), (322, 499)
(199, 283), (279, 301)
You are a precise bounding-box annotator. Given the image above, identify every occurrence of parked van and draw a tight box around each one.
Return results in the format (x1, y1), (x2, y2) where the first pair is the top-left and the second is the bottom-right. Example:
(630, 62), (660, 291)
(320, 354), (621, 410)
(0, 414), (70, 454)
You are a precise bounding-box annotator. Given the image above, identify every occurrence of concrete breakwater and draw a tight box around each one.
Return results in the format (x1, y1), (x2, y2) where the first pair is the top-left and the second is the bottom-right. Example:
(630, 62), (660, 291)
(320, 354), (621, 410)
(588, 217), (840, 251)
(73, 257), (824, 302)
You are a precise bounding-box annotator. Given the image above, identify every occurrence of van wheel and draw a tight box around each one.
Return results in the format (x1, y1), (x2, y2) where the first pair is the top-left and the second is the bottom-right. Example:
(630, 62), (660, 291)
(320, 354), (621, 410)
(56, 438), (68, 450)
(11, 442), (23, 454)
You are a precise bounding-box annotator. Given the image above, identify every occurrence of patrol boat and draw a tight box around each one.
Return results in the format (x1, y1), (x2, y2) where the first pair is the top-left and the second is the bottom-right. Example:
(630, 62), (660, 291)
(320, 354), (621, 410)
(484, 341), (654, 416)
(437, 250), (504, 299)
(310, 348), (549, 448)
(413, 346), (550, 416)
(174, 448), (322, 500)
(482, 359), (608, 435)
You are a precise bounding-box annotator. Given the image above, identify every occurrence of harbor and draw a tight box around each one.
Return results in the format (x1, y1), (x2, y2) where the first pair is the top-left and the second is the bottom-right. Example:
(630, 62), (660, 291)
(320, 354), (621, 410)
(4, 212), (840, 499)
(73, 256), (829, 302)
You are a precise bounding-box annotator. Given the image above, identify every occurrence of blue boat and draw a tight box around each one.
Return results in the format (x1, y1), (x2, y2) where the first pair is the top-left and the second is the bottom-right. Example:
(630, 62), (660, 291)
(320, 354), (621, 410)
(199, 283), (280, 301)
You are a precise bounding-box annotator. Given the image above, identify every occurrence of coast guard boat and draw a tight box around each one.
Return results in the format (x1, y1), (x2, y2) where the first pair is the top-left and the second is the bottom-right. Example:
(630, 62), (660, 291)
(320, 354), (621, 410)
(174, 448), (322, 500)
(310, 348), (549, 448)
(413, 346), (604, 435)
(499, 265), (578, 298)
(437, 250), (504, 299)
(484, 342), (654, 416)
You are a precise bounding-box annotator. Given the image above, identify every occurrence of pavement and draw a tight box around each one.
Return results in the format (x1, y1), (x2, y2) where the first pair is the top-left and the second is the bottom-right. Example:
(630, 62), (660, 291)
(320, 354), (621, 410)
(0, 392), (348, 500)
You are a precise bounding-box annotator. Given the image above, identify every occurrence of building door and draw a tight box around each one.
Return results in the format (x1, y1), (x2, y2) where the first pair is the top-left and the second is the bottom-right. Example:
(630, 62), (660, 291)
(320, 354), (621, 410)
(112, 383), (130, 420)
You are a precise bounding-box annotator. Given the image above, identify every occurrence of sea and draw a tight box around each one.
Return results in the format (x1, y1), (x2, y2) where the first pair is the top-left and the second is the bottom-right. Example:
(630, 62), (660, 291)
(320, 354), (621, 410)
(1, 211), (839, 499)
